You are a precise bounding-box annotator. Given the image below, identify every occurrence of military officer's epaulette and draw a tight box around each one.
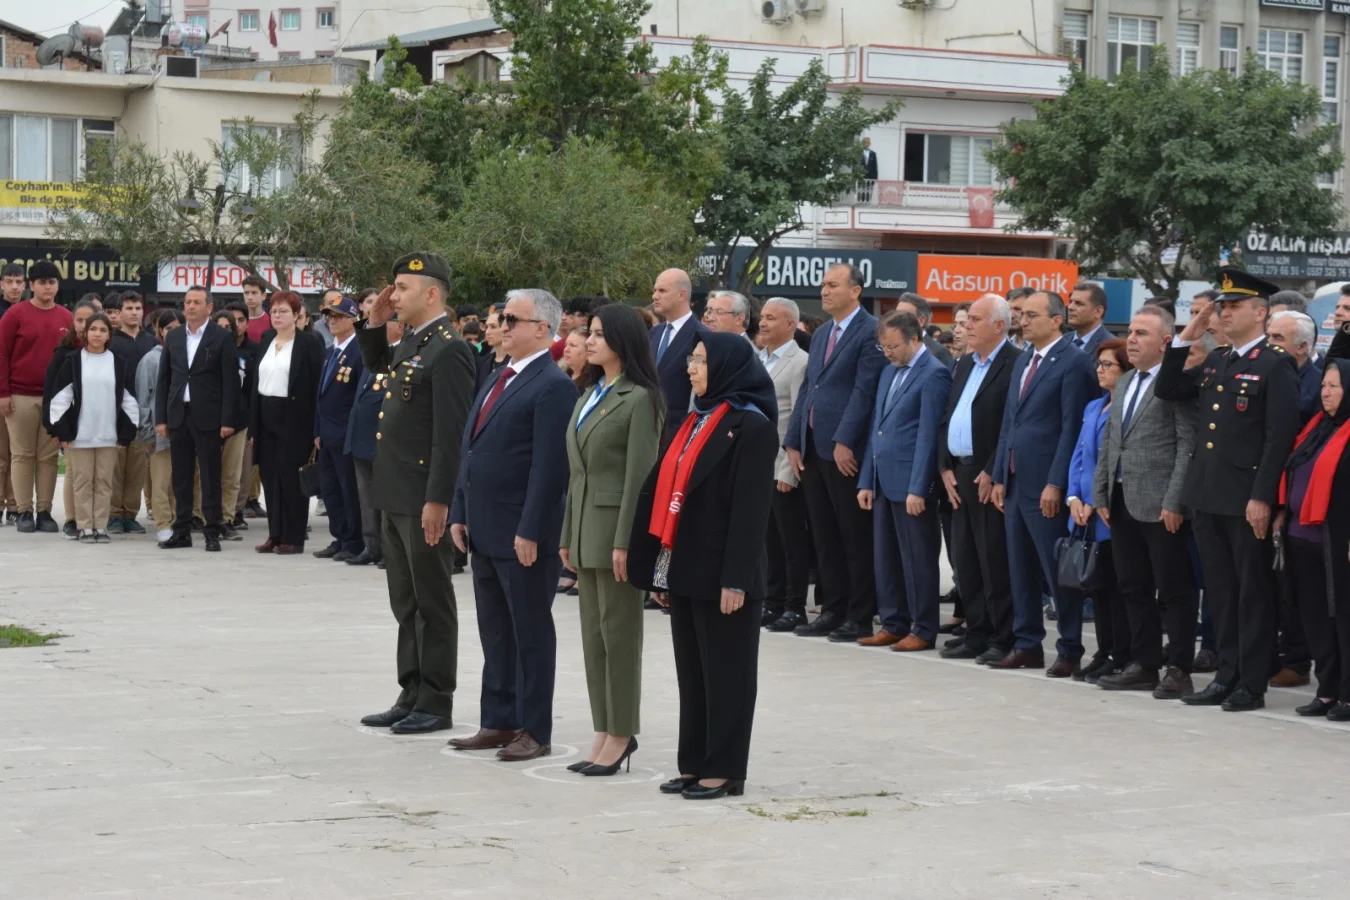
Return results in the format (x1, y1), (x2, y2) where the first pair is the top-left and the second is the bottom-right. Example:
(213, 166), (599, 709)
(1268, 343), (1287, 353)
(1216, 345), (1231, 354)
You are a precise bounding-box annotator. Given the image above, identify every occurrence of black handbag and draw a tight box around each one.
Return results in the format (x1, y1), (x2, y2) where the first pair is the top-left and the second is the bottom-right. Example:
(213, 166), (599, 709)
(298, 451), (322, 498)
(1054, 526), (1101, 592)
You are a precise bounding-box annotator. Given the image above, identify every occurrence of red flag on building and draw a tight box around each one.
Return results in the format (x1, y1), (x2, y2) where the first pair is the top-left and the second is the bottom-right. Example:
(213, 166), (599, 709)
(968, 187), (995, 229)
(267, 13), (278, 48)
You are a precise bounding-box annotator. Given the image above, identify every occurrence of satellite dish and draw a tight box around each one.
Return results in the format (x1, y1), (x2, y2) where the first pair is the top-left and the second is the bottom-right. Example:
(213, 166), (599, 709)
(35, 34), (77, 67)
(69, 23), (105, 49)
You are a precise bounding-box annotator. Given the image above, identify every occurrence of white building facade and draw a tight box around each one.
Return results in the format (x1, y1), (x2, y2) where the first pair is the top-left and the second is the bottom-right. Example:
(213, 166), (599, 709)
(176, 1), (344, 60)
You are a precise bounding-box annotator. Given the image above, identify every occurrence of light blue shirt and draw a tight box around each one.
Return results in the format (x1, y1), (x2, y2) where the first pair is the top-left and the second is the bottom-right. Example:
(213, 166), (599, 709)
(760, 341), (791, 374)
(829, 305), (863, 345)
(946, 339), (1007, 459)
(576, 375), (614, 430)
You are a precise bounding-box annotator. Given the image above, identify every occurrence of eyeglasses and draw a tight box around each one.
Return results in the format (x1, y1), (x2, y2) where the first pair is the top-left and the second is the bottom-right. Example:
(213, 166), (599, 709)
(686, 355), (707, 368)
(501, 313), (544, 330)
(1095, 360), (1121, 371)
(703, 308), (735, 319)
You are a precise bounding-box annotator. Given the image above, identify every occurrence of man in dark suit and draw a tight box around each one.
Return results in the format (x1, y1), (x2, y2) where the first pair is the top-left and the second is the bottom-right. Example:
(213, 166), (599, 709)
(938, 294), (1020, 663)
(859, 137), (879, 202)
(344, 303), (400, 568)
(313, 295), (366, 562)
(649, 268), (709, 446)
(894, 293), (954, 368)
(857, 311), (953, 651)
(155, 285), (240, 552)
(1154, 268), (1301, 712)
(1091, 305), (1197, 697)
(1067, 282), (1111, 356)
(1267, 309), (1321, 424)
(785, 263), (887, 642)
(990, 290), (1097, 674)
(449, 288), (577, 762)
(357, 253), (477, 735)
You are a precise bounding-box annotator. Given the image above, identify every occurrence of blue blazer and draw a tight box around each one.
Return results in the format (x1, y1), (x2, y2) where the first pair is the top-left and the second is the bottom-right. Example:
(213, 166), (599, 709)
(344, 368), (383, 461)
(316, 339), (364, 448)
(450, 355), (578, 559)
(1067, 395), (1110, 543)
(1073, 324), (1110, 358)
(650, 317), (710, 445)
(992, 334), (1096, 497)
(858, 350), (953, 502)
(784, 308), (887, 459)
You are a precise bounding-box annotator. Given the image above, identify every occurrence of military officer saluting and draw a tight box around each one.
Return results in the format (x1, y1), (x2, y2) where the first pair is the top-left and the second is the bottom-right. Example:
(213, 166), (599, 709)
(1154, 267), (1301, 712)
(357, 252), (477, 735)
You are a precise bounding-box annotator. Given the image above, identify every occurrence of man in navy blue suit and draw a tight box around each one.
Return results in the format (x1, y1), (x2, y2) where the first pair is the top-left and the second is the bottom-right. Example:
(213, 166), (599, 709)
(785, 263), (887, 642)
(1066, 282), (1111, 357)
(990, 290), (1097, 675)
(648, 268), (709, 447)
(314, 295), (366, 561)
(857, 311), (953, 651)
(449, 288), (577, 763)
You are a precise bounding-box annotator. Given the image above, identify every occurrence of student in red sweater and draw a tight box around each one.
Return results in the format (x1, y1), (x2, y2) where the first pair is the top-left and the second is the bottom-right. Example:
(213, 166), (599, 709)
(0, 259), (73, 533)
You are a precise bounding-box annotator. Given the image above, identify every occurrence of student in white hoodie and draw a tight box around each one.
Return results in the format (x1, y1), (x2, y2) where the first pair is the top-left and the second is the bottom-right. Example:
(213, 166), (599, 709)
(45, 313), (139, 543)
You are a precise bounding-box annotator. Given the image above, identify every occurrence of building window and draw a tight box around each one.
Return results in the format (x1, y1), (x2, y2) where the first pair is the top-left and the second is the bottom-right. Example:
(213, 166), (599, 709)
(1177, 22), (1200, 76)
(239, 11), (259, 32)
(0, 115), (113, 182)
(280, 9), (300, 31)
(1321, 36), (1342, 189)
(1220, 25), (1241, 77)
(315, 50), (334, 59)
(186, 13), (208, 31)
(221, 124), (303, 195)
(902, 133), (995, 187)
(1063, 11), (1089, 70)
(1258, 29), (1303, 84)
(316, 8), (334, 29)
(278, 51), (300, 60)
(1108, 16), (1158, 79)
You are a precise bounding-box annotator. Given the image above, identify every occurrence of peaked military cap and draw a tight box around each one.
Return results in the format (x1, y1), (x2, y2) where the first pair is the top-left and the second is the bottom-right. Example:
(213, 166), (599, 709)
(391, 252), (451, 285)
(1214, 266), (1279, 303)
(320, 294), (359, 318)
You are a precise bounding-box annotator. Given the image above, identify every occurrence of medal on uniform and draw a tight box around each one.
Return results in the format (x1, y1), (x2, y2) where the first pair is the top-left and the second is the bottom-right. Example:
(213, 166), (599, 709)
(1236, 397), (1249, 412)
(403, 385), (412, 401)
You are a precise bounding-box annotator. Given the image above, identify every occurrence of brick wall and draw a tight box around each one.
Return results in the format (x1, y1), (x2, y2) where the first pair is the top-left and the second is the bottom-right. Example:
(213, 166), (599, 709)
(2, 27), (98, 72)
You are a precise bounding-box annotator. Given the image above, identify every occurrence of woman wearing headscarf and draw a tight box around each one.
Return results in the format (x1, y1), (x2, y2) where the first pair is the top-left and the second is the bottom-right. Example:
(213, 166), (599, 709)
(628, 331), (779, 799)
(1276, 358), (1350, 721)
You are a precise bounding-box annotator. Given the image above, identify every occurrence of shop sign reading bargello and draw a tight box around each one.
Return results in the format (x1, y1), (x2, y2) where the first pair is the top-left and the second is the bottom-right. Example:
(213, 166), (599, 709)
(1237, 229), (1350, 280)
(697, 246), (917, 297)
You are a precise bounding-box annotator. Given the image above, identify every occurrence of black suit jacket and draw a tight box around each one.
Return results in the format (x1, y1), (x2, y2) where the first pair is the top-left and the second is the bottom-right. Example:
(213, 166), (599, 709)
(863, 148), (879, 181)
(937, 340), (1020, 476)
(924, 334), (954, 369)
(650, 317), (710, 445)
(155, 321), (241, 432)
(251, 330), (325, 467)
(627, 408), (780, 601)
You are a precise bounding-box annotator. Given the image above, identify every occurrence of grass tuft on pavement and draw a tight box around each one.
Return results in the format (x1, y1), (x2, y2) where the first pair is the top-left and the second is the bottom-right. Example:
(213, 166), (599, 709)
(0, 625), (65, 648)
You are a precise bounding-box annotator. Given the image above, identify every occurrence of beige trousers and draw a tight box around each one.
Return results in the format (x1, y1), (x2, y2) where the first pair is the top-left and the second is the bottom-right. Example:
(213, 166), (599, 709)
(147, 448), (176, 532)
(109, 439), (148, 519)
(220, 429), (249, 518)
(0, 408), (15, 511)
(66, 446), (117, 531)
(5, 395), (59, 514)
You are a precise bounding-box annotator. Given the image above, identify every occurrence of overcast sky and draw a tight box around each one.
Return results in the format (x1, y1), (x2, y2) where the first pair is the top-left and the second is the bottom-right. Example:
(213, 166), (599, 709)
(11, 1), (128, 38)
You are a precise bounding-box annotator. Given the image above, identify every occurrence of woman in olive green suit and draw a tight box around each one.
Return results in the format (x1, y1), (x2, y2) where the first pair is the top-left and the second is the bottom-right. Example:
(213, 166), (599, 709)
(560, 304), (664, 777)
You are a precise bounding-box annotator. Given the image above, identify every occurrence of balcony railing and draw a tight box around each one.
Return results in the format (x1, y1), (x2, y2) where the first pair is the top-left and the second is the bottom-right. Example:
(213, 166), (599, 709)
(838, 180), (1011, 211)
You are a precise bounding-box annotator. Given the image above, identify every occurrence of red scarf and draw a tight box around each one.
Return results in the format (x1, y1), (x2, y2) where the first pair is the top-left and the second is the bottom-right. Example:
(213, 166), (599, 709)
(1280, 411), (1350, 526)
(648, 402), (730, 549)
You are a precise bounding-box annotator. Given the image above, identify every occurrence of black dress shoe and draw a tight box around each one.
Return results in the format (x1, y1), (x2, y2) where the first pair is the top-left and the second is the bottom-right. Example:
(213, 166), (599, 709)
(974, 646), (1006, 666)
(36, 511), (60, 533)
(682, 779), (745, 800)
(938, 619), (965, 635)
(360, 706), (412, 728)
(1191, 649), (1220, 673)
(988, 648), (1045, 670)
(313, 544), (341, 559)
(1076, 654), (1113, 683)
(1296, 697), (1337, 717)
(942, 635), (966, 649)
(1221, 686), (1265, 712)
(1181, 680), (1234, 706)
(15, 511), (36, 533)
(766, 611), (807, 632)
(333, 550), (356, 562)
(158, 532), (193, 549)
(376, 558), (387, 569)
(644, 595), (662, 610)
(761, 607), (783, 627)
(345, 549), (379, 566)
(828, 620), (872, 643)
(1097, 662), (1159, 691)
(939, 643), (982, 660)
(1045, 655), (1081, 679)
(660, 776), (697, 794)
(205, 537), (222, 552)
(389, 711), (453, 734)
(1327, 702), (1350, 722)
(794, 612), (843, 637)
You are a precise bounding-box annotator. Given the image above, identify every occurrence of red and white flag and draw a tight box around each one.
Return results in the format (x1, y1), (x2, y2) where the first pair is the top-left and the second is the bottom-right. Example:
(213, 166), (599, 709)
(267, 13), (278, 48)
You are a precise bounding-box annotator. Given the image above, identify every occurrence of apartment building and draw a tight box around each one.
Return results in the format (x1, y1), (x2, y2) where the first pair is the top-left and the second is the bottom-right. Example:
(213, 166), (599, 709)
(176, 1), (344, 60)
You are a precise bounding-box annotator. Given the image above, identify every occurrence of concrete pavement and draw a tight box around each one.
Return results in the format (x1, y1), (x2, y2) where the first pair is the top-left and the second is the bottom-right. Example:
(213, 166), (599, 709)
(3, 491), (1349, 899)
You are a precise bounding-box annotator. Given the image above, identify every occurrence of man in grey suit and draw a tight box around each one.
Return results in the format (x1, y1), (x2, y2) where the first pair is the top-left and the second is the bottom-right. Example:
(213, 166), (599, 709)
(1067, 282), (1111, 356)
(1092, 305), (1197, 699)
(758, 297), (811, 631)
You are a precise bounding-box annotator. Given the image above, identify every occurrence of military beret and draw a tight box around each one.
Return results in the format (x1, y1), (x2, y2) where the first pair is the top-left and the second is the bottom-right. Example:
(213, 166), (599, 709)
(28, 259), (61, 282)
(392, 252), (451, 285)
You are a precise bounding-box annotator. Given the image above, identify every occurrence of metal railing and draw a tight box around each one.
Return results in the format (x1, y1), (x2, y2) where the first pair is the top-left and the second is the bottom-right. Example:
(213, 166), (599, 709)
(839, 180), (1010, 211)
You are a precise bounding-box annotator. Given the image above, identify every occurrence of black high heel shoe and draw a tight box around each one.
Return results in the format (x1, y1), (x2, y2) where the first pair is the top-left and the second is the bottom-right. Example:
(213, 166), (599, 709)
(580, 737), (637, 776)
(566, 759), (594, 772)
(659, 776), (697, 794)
(682, 779), (745, 800)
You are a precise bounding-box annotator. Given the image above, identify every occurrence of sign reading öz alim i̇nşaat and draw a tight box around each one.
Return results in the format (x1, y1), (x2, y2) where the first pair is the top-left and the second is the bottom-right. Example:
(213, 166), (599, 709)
(1238, 229), (1350, 280)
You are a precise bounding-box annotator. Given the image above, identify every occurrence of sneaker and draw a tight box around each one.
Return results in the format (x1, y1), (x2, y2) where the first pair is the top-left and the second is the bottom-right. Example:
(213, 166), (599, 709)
(106, 518), (126, 534)
(35, 511), (60, 533)
(63, 520), (79, 540)
(94, 529), (111, 544)
(15, 511), (36, 533)
(232, 512), (248, 530)
(245, 500), (266, 518)
(191, 517), (206, 533)
(221, 524), (242, 541)
(78, 529), (96, 544)
(123, 519), (146, 535)
(0, 510), (12, 526)
(156, 528), (175, 542)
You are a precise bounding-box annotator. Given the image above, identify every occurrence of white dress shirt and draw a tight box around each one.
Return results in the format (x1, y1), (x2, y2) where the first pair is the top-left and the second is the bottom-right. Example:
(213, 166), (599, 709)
(1019, 343), (1052, 394)
(258, 337), (295, 398)
(508, 346), (553, 375)
(183, 320), (207, 402)
(663, 310), (694, 345)
(1119, 362), (1162, 417)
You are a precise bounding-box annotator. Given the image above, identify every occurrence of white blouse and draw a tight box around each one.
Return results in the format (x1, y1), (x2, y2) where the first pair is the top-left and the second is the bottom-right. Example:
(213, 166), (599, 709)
(258, 337), (295, 398)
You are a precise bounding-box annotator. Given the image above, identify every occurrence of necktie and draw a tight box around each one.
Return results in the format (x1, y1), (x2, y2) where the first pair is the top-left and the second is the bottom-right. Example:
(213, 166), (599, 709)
(322, 345), (340, 388)
(1018, 352), (1041, 403)
(1121, 371), (1149, 434)
(473, 366), (516, 437)
(884, 366), (909, 414)
(655, 325), (672, 363)
(823, 322), (840, 365)
(1073, 337), (1085, 349)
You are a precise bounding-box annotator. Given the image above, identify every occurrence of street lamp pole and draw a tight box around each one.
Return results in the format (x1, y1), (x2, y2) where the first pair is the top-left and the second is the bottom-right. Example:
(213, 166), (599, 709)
(204, 183), (227, 291)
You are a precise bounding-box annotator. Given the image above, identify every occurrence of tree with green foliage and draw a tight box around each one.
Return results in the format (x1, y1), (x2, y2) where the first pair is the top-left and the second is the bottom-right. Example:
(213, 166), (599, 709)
(698, 58), (901, 294)
(989, 53), (1344, 300)
(446, 138), (697, 298)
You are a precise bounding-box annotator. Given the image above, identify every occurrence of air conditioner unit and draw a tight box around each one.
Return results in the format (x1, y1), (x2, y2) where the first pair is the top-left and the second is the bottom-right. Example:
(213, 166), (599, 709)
(163, 55), (199, 78)
(761, 1), (792, 24)
(796, 0), (826, 13)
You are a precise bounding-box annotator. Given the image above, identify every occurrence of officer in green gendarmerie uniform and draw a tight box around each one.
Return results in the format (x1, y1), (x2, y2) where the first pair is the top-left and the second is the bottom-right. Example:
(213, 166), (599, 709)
(356, 252), (477, 735)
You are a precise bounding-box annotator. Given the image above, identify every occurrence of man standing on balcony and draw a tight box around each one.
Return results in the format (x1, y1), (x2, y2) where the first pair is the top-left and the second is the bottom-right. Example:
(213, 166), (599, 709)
(859, 137), (879, 202)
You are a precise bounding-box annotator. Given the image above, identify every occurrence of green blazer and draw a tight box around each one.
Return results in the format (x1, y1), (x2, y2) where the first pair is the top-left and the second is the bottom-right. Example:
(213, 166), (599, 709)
(563, 376), (661, 570)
